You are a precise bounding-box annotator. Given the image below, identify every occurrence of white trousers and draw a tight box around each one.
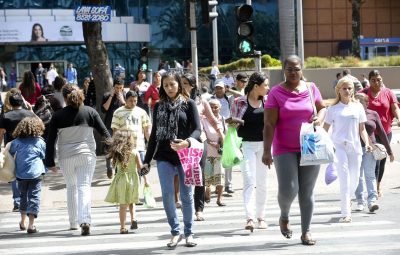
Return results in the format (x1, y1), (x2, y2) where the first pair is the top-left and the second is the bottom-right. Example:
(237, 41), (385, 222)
(240, 141), (268, 220)
(334, 143), (362, 217)
(59, 154), (97, 228)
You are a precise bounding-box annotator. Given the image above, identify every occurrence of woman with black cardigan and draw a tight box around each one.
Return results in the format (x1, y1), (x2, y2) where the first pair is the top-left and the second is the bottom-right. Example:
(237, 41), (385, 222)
(143, 72), (201, 248)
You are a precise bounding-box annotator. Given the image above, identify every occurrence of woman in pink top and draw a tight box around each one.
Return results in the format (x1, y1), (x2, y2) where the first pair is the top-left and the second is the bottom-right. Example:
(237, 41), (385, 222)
(361, 70), (400, 197)
(181, 73), (224, 222)
(19, 70), (42, 105)
(263, 55), (326, 245)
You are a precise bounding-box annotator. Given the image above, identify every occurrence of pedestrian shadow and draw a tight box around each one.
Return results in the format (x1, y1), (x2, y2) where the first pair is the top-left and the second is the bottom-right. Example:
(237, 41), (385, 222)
(315, 198), (341, 203)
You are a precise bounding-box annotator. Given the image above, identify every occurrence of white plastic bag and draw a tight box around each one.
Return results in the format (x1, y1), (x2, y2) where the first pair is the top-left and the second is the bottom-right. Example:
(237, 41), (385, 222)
(300, 123), (335, 166)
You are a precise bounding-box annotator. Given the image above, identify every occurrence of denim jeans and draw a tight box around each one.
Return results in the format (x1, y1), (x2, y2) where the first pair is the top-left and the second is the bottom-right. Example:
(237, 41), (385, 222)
(12, 180), (20, 207)
(18, 178), (42, 217)
(157, 160), (194, 237)
(355, 147), (377, 207)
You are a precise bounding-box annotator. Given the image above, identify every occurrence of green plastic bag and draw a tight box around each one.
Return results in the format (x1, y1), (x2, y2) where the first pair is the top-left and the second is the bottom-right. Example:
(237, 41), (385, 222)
(143, 185), (156, 208)
(221, 126), (243, 168)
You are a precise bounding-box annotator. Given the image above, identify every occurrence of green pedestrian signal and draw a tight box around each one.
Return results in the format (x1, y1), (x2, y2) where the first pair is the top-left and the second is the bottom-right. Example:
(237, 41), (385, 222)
(236, 4), (254, 56)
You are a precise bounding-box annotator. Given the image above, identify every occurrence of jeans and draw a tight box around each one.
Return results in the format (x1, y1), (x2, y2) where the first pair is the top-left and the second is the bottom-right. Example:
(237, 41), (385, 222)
(355, 147), (377, 206)
(12, 180), (20, 207)
(157, 160), (194, 237)
(240, 141), (268, 220)
(18, 178), (42, 217)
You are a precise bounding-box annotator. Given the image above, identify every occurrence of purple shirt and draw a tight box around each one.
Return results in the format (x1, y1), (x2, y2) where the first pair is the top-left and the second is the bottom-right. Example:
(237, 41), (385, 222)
(265, 83), (323, 156)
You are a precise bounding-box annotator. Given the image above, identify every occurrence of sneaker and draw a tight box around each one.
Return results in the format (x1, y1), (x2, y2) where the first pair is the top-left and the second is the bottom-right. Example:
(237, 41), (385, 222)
(225, 187), (235, 194)
(339, 216), (352, 223)
(12, 205), (19, 212)
(81, 223), (90, 236)
(355, 203), (364, 211)
(369, 203), (379, 213)
(185, 234), (197, 247)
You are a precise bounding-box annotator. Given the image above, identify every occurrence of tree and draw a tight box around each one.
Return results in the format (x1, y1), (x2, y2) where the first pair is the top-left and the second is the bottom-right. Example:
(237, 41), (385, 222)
(82, 0), (113, 113)
(350, 0), (365, 58)
(278, 0), (296, 61)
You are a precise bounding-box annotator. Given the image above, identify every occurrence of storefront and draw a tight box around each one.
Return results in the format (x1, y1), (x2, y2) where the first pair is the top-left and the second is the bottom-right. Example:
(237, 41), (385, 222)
(360, 37), (400, 60)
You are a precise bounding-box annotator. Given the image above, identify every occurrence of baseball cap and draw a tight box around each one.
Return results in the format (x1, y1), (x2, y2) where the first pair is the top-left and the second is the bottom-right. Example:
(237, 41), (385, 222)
(215, 80), (225, 88)
(236, 73), (248, 82)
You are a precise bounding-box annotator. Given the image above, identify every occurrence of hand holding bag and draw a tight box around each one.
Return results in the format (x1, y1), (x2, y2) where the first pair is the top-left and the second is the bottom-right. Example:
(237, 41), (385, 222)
(372, 143), (387, 160)
(0, 142), (16, 183)
(221, 126), (243, 168)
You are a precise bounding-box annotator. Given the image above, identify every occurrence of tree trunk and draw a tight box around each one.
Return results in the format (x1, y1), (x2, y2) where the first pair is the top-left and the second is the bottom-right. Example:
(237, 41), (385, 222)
(82, 0), (113, 113)
(351, 0), (362, 58)
(82, 0), (113, 154)
(278, 0), (296, 61)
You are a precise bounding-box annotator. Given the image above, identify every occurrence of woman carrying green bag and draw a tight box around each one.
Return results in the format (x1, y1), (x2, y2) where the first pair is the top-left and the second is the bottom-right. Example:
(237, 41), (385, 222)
(230, 72), (270, 232)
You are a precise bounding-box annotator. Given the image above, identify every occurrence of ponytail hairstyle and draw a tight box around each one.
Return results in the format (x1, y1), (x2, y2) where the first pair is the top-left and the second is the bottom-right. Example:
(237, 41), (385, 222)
(62, 85), (84, 109)
(245, 72), (268, 95)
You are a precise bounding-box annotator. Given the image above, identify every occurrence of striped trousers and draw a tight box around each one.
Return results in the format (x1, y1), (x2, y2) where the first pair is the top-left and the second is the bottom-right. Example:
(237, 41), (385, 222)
(59, 154), (97, 228)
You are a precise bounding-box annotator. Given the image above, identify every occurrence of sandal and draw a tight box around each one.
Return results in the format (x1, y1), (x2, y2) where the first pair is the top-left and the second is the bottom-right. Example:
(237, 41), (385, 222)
(195, 211), (205, 221)
(245, 219), (254, 233)
(27, 226), (38, 234)
(167, 234), (183, 248)
(19, 222), (26, 231)
(257, 218), (267, 229)
(301, 232), (316, 245)
(120, 228), (128, 234)
(216, 201), (226, 207)
(130, 220), (138, 230)
(279, 217), (293, 239)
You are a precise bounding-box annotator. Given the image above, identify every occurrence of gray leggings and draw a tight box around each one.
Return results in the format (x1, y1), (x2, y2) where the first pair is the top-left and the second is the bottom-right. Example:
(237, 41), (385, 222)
(274, 152), (320, 234)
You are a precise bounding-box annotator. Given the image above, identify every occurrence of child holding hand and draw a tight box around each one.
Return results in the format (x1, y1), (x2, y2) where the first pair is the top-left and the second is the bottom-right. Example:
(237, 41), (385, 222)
(9, 117), (46, 234)
(105, 130), (141, 234)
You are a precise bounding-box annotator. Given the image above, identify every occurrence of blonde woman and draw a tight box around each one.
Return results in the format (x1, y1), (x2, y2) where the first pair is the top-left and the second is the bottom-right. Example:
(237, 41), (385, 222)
(323, 77), (372, 223)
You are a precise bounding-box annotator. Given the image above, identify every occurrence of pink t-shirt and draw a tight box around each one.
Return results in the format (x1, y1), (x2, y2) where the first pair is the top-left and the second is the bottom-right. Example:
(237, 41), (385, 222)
(265, 83), (323, 156)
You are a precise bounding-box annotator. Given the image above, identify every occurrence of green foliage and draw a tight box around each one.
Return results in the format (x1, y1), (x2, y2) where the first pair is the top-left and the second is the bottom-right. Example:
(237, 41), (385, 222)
(340, 56), (361, 67)
(305, 57), (332, 68)
(199, 54), (281, 74)
(369, 56), (400, 67)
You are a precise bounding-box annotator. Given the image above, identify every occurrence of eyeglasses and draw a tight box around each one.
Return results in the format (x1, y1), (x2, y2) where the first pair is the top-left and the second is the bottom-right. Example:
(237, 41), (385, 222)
(239, 80), (248, 83)
(285, 68), (302, 73)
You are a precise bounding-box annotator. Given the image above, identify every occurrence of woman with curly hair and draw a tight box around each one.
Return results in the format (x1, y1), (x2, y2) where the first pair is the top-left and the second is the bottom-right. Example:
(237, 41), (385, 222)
(45, 85), (110, 236)
(105, 130), (142, 234)
(9, 117), (46, 234)
(19, 70), (41, 105)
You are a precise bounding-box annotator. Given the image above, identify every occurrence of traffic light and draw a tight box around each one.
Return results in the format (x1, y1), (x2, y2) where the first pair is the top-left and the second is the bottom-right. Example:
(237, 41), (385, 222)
(139, 46), (149, 71)
(201, 0), (218, 25)
(236, 4), (254, 55)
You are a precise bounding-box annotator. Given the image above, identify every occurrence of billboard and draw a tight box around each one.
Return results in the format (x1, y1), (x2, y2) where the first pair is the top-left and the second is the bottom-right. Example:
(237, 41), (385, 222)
(0, 21), (150, 43)
(0, 22), (83, 43)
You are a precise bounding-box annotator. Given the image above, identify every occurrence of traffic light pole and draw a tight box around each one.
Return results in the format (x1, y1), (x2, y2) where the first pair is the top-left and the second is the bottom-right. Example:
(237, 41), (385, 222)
(189, 0), (199, 87)
(245, 0), (261, 72)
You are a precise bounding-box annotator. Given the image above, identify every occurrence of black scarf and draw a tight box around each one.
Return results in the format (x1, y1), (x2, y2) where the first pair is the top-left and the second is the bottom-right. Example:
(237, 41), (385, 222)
(156, 96), (185, 141)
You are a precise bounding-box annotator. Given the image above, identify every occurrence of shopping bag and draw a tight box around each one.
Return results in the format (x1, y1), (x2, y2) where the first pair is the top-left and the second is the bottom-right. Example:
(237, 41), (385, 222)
(177, 138), (204, 186)
(221, 126), (243, 168)
(300, 123), (335, 166)
(325, 163), (337, 185)
(0, 142), (16, 183)
(143, 185), (156, 208)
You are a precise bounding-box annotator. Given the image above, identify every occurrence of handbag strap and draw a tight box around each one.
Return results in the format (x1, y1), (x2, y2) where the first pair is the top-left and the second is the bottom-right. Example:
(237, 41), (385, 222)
(306, 82), (317, 117)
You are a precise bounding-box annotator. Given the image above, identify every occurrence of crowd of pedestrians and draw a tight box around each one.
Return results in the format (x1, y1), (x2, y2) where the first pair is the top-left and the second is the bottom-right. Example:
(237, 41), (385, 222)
(1, 56), (399, 250)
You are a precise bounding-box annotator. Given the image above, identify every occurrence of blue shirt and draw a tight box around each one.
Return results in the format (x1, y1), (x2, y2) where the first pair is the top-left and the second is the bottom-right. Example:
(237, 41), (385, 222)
(64, 67), (77, 84)
(9, 137), (46, 179)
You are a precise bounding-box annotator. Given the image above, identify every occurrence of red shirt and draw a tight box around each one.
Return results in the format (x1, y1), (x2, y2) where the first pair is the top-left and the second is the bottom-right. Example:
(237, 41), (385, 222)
(20, 82), (42, 105)
(362, 87), (397, 134)
(144, 84), (160, 109)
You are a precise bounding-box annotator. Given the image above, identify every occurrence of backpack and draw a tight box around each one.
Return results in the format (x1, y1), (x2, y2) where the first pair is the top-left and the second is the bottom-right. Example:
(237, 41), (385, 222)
(33, 95), (54, 126)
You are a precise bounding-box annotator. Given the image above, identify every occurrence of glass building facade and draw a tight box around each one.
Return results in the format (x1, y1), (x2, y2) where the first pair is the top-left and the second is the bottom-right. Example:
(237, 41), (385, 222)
(0, 0), (279, 83)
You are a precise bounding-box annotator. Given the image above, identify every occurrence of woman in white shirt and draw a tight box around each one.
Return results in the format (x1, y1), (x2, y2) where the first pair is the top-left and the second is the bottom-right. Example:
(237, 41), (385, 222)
(323, 77), (372, 223)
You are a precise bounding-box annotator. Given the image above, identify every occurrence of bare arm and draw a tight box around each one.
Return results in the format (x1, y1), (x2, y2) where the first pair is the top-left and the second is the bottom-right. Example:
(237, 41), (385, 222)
(262, 108), (278, 168)
(0, 128), (5, 145)
(390, 103), (400, 127)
